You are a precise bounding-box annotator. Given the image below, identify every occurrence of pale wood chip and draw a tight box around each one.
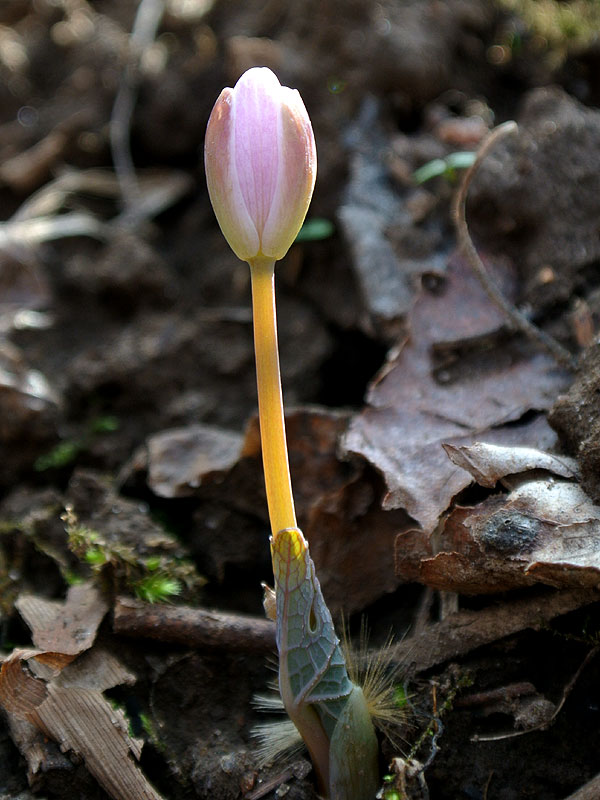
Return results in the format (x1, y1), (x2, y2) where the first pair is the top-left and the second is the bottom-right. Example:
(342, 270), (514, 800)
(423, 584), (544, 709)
(30, 685), (159, 799)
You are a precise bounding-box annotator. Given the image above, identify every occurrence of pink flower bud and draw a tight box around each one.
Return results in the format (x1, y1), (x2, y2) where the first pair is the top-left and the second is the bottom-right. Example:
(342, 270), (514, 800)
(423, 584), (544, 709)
(205, 67), (317, 265)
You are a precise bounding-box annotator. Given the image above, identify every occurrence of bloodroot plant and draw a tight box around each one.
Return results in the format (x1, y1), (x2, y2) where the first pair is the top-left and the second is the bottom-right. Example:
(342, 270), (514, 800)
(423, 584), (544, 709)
(204, 67), (393, 799)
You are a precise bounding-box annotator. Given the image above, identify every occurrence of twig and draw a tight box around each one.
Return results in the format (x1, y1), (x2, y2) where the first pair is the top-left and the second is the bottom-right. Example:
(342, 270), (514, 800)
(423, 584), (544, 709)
(390, 588), (599, 674)
(454, 681), (537, 709)
(110, 0), (165, 215)
(473, 645), (600, 742)
(452, 121), (576, 371)
(245, 760), (311, 800)
(113, 597), (276, 653)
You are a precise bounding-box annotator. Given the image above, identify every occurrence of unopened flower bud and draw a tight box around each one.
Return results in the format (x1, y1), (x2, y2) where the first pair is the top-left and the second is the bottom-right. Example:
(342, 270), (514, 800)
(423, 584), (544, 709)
(205, 67), (317, 265)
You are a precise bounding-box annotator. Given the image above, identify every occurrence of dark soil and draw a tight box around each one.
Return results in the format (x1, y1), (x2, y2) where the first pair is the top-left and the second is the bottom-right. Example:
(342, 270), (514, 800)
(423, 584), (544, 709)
(2, 1), (600, 799)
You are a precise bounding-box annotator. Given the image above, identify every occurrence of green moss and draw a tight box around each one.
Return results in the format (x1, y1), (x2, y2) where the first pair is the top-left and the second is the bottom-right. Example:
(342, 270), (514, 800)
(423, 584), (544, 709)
(34, 415), (121, 472)
(63, 505), (203, 602)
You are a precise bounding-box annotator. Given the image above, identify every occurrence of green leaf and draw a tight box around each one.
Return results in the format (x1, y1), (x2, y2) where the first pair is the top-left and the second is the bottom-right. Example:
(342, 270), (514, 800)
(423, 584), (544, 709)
(412, 158), (447, 184)
(445, 151), (476, 170)
(272, 528), (379, 799)
(413, 151), (476, 185)
(295, 218), (335, 242)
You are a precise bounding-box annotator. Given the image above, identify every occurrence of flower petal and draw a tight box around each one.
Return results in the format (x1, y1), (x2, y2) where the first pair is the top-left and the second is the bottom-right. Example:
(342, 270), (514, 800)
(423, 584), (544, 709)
(261, 87), (317, 259)
(205, 87), (260, 261)
(232, 68), (281, 240)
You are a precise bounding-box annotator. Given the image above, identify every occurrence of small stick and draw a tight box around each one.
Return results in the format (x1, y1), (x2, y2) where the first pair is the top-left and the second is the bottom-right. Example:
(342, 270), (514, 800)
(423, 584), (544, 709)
(411, 586), (434, 636)
(392, 588), (599, 674)
(452, 121), (576, 371)
(113, 597), (275, 653)
(473, 645), (600, 742)
(454, 681), (537, 709)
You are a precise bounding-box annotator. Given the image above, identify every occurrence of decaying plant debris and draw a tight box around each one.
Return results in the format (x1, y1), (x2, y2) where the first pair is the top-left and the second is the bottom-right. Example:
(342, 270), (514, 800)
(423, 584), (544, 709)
(1, 1), (600, 799)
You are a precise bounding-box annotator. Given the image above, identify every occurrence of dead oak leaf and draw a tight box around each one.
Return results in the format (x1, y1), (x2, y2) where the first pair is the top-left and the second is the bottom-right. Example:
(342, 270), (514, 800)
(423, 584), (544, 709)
(443, 441), (578, 488)
(342, 252), (570, 533)
(145, 423), (245, 498)
(396, 441), (600, 593)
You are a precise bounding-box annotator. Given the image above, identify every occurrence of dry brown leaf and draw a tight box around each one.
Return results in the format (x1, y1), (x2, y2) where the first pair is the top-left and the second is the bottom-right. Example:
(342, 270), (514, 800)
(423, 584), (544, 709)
(443, 442), (579, 488)
(146, 423), (245, 498)
(396, 479), (600, 593)
(16, 581), (108, 655)
(343, 252), (569, 532)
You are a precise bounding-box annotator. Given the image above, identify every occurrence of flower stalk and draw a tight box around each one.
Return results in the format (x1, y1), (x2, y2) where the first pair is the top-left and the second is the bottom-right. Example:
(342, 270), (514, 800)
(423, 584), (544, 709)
(249, 257), (296, 535)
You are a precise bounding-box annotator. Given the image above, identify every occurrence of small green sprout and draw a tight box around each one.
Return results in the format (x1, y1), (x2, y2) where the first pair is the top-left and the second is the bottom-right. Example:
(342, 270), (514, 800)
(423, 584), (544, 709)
(413, 151), (476, 185)
(63, 569), (86, 586)
(89, 415), (120, 434)
(394, 684), (409, 708)
(139, 712), (159, 742)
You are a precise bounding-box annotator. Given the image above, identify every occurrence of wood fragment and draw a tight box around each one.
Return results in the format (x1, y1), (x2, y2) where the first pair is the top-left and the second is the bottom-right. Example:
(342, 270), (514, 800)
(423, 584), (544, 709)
(7, 715), (74, 790)
(1, 586), (163, 800)
(390, 589), (599, 673)
(29, 684), (161, 800)
(113, 597), (276, 653)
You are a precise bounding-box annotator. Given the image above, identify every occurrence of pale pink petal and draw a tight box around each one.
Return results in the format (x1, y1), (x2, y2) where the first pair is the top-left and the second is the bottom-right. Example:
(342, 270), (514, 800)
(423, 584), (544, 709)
(261, 88), (317, 260)
(205, 68), (316, 264)
(232, 68), (281, 239)
(205, 88), (259, 260)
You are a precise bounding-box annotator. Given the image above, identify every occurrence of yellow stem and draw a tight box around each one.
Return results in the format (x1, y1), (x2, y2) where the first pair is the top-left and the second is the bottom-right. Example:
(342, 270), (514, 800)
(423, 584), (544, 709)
(249, 257), (297, 536)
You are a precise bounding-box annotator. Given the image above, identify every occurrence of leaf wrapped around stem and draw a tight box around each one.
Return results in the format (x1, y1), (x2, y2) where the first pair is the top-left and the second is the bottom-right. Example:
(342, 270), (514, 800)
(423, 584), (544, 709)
(271, 527), (379, 800)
